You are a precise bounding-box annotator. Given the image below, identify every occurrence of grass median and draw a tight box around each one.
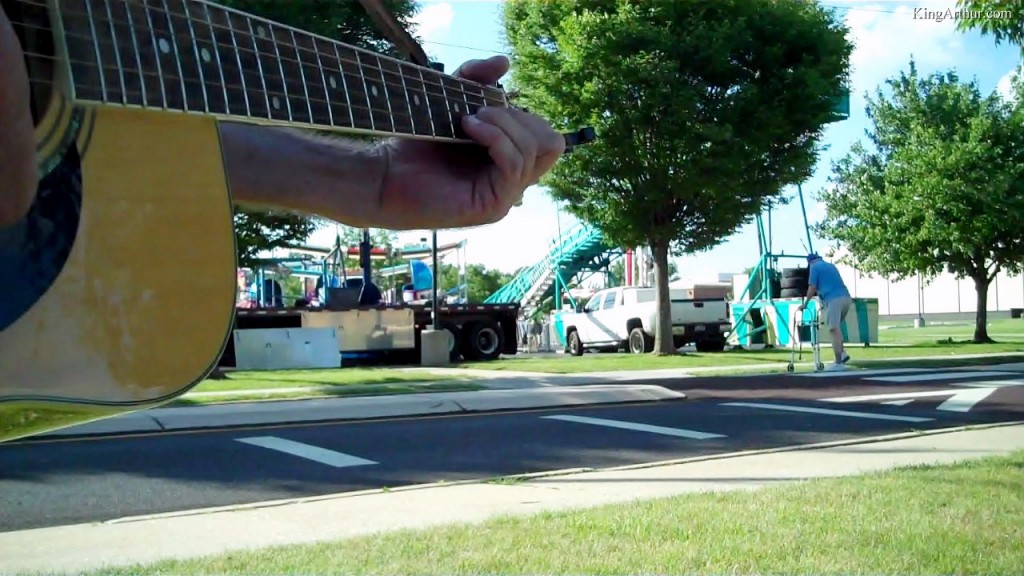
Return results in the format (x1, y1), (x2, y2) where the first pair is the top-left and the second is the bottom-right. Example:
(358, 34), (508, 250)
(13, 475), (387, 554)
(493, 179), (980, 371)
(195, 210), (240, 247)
(92, 450), (1024, 575)
(170, 368), (482, 406)
(458, 319), (1024, 373)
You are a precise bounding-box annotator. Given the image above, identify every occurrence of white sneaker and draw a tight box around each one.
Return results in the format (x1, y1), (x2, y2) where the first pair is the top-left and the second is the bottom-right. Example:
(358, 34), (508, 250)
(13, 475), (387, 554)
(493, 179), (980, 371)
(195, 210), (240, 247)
(824, 363), (846, 372)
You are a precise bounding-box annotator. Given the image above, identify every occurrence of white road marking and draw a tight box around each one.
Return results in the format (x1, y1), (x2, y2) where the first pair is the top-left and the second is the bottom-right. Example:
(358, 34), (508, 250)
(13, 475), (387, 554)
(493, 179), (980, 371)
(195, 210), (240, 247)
(722, 402), (934, 422)
(866, 371), (1014, 383)
(821, 387), (1000, 413)
(951, 379), (1024, 388)
(542, 415), (725, 439)
(797, 368), (935, 378)
(883, 399), (914, 406)
(235, 436), (378, 468)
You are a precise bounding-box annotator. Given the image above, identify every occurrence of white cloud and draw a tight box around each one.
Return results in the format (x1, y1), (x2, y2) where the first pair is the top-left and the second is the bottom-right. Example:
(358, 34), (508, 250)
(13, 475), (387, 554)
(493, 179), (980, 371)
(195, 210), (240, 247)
(996, 65), (1022, 100)
(844, 3), (963, 95)
(411, 2), (455, 42)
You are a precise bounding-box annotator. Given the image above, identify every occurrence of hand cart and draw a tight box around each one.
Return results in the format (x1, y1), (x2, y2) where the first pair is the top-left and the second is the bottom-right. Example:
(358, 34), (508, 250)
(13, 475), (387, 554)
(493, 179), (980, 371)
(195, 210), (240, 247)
(787, 305), (825, 373)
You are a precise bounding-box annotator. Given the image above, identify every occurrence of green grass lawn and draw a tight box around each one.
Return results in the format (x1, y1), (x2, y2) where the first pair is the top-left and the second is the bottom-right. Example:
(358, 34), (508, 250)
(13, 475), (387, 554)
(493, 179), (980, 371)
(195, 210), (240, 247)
(91, 450), (1024, 575)
(457, 319), (1024, 373)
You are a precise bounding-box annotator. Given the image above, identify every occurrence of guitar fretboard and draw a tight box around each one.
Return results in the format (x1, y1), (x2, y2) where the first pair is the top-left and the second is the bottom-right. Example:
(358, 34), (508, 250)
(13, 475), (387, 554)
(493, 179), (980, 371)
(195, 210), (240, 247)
(51, 0), (507, 140)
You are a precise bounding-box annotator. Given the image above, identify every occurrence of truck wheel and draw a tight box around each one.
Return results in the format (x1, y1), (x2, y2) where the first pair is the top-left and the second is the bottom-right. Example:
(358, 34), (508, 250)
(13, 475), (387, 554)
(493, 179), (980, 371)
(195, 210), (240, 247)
(440, 321), (463, 362)
(628, 327), (654, 354)
(566, 330), (584, 356)
(460, 320), (504, 362)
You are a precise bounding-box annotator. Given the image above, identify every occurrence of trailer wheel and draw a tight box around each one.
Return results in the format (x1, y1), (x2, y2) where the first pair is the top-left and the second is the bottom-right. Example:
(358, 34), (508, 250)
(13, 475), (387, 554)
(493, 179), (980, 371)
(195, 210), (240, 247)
(460, 320), (504, 362)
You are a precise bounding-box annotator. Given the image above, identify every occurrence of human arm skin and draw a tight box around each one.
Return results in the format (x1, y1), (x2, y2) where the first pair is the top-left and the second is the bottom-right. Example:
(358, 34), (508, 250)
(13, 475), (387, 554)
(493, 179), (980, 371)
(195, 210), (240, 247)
(0, 3), (38, 228)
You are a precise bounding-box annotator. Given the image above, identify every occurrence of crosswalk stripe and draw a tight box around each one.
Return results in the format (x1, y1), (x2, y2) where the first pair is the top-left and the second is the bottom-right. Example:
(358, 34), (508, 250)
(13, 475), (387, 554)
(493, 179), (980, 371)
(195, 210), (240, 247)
(542, 415), (725, 439)
(722, 402), (934, 422)
(866, 371), (1014, 383)
(236, 436), (378, 468)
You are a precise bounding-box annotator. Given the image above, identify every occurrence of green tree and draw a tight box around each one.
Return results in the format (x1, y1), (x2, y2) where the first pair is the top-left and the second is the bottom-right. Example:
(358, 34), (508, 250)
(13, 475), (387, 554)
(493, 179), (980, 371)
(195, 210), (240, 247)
(815, 62), (1024, 343)
(955, 0), (1024, 55)
(222, 0), (420, 267)
(439, 263), (513, 302)
(502, 0), (852, 354)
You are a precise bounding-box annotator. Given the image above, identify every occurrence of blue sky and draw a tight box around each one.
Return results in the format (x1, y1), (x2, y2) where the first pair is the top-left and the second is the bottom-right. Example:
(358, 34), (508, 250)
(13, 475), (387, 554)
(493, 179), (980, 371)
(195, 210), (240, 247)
(309, 0), (1022, 284)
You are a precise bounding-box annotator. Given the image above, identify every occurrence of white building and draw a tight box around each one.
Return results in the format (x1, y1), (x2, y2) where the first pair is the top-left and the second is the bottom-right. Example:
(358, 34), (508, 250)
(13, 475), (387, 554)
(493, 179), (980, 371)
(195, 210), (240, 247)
(819, 247), (1023, 320)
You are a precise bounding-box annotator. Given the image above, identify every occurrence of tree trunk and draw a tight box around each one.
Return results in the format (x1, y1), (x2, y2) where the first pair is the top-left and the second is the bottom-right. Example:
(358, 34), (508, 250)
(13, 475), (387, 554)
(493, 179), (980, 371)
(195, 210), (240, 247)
(972, 275), (994, 343)
(651, 240), (676, 355)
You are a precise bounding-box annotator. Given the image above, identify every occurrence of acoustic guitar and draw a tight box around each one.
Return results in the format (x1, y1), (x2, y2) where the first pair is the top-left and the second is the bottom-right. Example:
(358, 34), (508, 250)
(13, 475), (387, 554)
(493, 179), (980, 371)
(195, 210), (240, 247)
(0, 0), (591, 442)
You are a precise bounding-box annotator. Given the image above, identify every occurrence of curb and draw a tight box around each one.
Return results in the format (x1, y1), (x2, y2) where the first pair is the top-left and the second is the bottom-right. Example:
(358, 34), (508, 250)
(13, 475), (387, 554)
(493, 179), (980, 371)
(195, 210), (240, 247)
(104, 419), (1024, 524)
(32, 385), (687, 441)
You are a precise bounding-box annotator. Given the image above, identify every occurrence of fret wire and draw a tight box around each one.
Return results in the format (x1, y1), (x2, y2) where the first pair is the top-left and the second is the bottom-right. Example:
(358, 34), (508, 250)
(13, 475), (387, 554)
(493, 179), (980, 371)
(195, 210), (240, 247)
(121, 0), (149, 106)
(222, 8), (251, 117)
(329, 41), (357, 129)
(373, 55), (397, 134)
(437, 73), (456, 138)
(415, 66), (437, 138)
(353, 50), (375, 132)
(310, 37), (334, 129)
(26, 3), (509, 133)
(81, 0), (107, 101)
(289, 29), (314, 124)
(200, 1), (230, 114)
(244, 16), (272, 119)
(395, 62), (417, 136)
(266, 23), (292, 121)
(100, 0), (127, 103)
(180, 0), (210, 112)
(158, 0), (189, 110)
(141, 0), (169, 108)
(18, 1), (508, 107)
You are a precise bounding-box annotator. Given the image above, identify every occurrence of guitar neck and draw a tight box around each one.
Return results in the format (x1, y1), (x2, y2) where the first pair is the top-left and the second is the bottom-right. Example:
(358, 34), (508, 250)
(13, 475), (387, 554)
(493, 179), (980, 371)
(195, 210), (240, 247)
(46, 0), (507, 141)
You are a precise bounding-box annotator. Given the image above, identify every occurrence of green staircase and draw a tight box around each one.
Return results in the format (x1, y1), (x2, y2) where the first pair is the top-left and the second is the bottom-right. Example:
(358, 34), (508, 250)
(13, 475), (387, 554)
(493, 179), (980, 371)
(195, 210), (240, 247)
(484, 223), (619, 316)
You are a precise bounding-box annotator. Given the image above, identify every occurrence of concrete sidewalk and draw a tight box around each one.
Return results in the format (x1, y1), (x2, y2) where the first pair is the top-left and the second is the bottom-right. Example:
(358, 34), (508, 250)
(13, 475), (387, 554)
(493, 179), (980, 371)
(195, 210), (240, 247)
(3, 422), (1021, 575)
(37, 384), (686, 438)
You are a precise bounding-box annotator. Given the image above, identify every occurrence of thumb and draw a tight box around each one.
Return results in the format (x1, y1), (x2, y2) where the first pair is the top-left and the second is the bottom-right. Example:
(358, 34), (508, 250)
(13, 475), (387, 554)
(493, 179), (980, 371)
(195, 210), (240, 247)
(451, 55), (509, 85)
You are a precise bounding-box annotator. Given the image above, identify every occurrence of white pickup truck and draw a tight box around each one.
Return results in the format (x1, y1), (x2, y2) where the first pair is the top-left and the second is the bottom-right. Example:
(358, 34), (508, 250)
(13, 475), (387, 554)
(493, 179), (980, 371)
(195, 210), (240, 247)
(558, 286), (730, 355)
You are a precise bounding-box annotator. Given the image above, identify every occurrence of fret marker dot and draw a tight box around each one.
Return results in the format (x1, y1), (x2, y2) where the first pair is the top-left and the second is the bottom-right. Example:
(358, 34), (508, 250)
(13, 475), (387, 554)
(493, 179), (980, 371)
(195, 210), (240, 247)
(272, 96), (281, 110)
(200, 47), (211, 63)
(413, 94), (420, 106)
(329, 76), (337, 89)
(257, 26), (267, 38)
(454, 102), (461, 112)
(158, 38), (170, 54)
(370, 84), (378, 98)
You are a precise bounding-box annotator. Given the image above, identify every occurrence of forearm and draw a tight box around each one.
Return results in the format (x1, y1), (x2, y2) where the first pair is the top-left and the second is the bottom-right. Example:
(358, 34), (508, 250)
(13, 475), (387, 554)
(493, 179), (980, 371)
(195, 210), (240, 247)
(0, 3), (38, 227)
(802, 286), (817, 305)
(219, 121), (385, 227)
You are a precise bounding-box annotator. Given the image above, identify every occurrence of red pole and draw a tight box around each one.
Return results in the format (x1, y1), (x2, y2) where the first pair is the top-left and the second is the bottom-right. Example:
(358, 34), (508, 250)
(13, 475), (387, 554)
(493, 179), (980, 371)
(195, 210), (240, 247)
(625, 249), (633, 286)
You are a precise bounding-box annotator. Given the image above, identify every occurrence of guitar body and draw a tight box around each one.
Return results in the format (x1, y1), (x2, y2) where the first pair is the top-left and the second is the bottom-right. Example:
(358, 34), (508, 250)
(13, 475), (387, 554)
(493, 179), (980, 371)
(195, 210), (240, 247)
(0, 82), (237, 441)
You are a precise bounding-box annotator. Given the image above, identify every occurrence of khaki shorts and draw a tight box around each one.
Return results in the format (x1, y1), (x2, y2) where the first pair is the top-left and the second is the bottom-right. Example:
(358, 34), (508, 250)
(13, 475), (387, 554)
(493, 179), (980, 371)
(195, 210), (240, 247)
(824, 296), (852, 330)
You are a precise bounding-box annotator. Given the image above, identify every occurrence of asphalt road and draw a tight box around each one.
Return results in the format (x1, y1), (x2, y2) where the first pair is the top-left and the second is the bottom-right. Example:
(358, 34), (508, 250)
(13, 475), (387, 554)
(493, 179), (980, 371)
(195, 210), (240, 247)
(2, 365), (1023, 533)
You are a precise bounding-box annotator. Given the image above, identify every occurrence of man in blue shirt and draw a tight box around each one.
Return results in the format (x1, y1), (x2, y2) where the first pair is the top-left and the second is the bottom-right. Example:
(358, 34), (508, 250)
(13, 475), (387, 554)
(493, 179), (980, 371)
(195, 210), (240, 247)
(797, 253), (852, 370)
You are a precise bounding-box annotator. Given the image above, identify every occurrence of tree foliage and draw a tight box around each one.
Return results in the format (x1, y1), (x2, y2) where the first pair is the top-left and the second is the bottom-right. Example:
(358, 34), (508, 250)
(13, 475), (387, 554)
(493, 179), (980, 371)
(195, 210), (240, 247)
(955, 0), (1024, 55)
(815, 61), (1024, 342)
(502, 0), (852, 353)
(222, 0), (420, 266)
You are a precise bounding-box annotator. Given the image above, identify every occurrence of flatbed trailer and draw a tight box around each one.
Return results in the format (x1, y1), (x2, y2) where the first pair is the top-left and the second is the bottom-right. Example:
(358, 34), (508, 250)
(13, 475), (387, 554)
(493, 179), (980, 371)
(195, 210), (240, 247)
(219, 302), (520, 368)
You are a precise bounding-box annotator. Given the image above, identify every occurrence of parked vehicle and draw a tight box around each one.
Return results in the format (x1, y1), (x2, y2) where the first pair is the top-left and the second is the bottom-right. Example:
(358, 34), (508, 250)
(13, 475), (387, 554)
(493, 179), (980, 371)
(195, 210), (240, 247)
(558, 286), (730, 355)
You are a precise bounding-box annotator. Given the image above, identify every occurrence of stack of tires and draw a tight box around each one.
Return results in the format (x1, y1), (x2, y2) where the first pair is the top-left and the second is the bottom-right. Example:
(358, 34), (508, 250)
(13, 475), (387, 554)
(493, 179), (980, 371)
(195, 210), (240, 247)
(780, 267), (809, 299)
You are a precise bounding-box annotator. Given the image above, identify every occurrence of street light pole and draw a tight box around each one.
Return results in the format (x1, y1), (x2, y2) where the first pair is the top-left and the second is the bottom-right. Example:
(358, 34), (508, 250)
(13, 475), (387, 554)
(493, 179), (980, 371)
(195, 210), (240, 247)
(431, 229), (440, 331)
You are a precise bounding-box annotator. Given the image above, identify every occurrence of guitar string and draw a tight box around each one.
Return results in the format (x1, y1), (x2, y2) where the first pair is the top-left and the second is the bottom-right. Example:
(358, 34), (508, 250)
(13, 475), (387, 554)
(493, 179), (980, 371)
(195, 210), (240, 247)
(12, 24), (495, 135)
(9, 17), (505, 115)
(13, 0), (508, 106)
